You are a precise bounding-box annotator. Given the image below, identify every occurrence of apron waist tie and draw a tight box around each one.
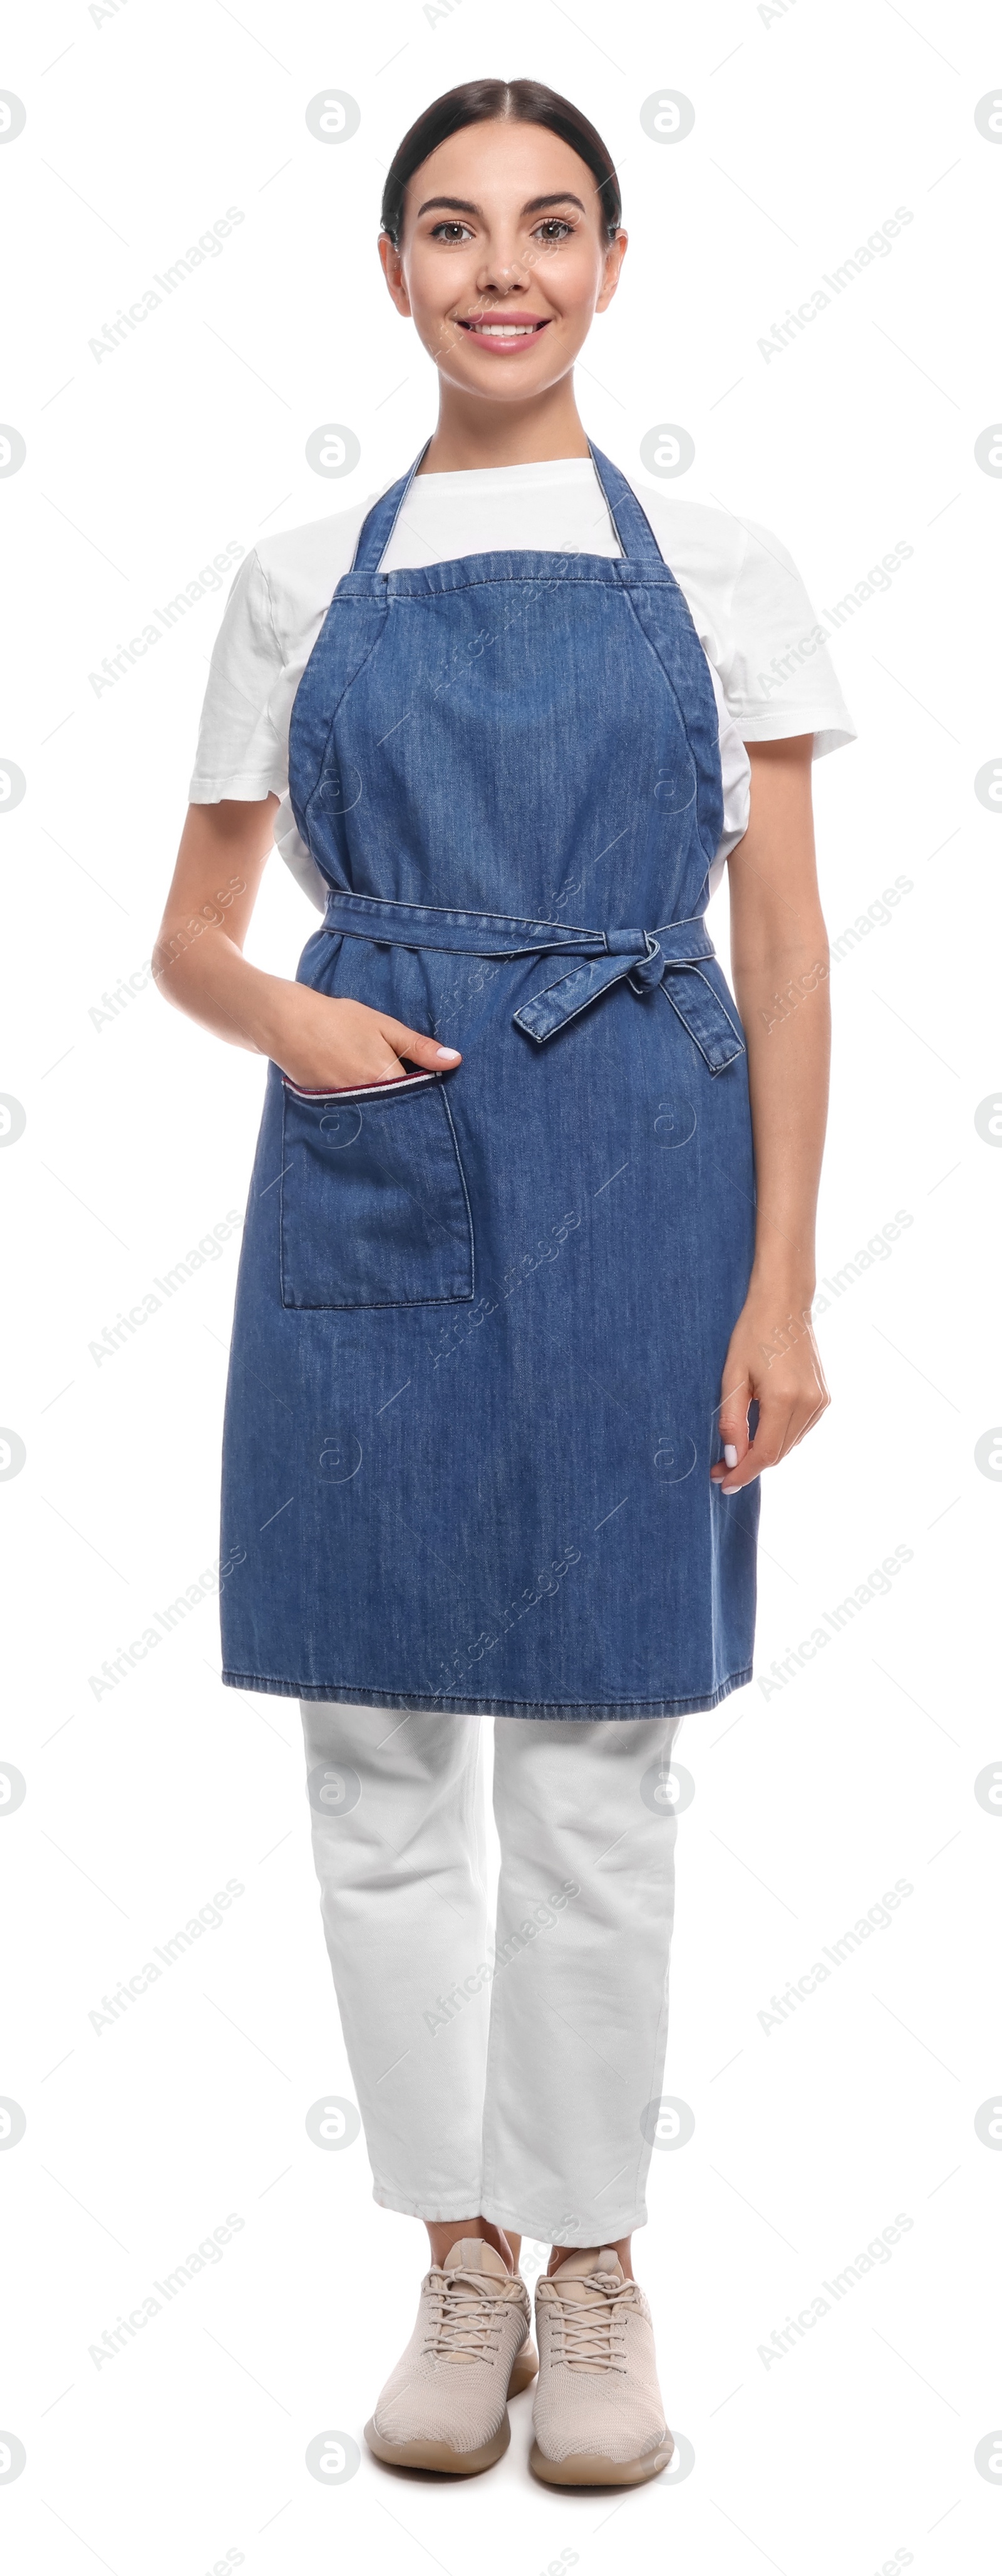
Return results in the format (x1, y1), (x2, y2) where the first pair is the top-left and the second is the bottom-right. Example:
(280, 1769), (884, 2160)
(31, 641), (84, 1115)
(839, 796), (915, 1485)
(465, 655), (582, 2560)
(321, 889), (745, 1076)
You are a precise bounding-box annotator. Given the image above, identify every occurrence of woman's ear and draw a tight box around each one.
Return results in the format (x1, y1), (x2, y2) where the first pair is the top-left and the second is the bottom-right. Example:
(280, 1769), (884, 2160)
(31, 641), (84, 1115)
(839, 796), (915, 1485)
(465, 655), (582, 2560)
(595, 229), (628, 315)
(378, 232), (412, 317)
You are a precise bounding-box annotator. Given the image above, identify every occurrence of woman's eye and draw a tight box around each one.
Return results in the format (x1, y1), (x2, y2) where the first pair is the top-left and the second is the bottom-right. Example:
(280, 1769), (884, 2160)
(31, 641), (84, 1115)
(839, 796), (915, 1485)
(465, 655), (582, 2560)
(430, 221), (473, 244)
(533, 218), (575, 242)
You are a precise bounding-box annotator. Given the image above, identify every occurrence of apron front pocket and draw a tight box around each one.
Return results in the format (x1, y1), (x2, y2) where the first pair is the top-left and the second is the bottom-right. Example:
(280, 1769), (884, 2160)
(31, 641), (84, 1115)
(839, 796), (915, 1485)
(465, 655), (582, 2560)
(279, 1071), (474, 1310)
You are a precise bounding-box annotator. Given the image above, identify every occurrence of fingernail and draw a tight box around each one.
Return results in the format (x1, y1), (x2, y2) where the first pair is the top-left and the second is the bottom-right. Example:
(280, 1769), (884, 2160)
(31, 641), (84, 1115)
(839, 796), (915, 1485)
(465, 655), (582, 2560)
(723, 1444), (738, 1468)
(436, 1046), (461, 1061)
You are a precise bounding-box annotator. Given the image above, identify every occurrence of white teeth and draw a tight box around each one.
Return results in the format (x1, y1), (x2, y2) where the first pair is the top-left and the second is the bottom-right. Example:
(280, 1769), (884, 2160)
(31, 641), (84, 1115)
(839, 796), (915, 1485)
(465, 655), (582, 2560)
(474, 323), (535, 337)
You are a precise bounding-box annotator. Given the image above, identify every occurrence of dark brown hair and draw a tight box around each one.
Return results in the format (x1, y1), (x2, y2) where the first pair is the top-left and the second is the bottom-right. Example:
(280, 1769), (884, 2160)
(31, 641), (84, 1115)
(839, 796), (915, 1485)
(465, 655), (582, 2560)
(380, 78), (622, 247)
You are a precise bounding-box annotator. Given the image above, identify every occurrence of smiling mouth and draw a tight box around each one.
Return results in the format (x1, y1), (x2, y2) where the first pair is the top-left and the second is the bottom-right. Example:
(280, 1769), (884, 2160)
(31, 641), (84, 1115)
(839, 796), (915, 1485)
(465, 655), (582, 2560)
(455, 315), (552, 346)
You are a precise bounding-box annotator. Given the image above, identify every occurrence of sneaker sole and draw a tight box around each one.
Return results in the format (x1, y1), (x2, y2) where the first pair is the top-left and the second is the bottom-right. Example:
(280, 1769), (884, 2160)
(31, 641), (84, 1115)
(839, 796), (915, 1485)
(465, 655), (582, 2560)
(364, 2338), (539, 2478)
(507, 2339), (539, 2396)
(529, 2434), (674, 2488)
(364, 2412), (511, 2475)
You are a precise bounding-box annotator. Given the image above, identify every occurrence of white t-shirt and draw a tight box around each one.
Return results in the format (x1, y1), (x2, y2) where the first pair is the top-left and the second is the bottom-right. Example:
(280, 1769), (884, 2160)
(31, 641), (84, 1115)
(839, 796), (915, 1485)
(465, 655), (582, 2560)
(189, 457), (855, 910)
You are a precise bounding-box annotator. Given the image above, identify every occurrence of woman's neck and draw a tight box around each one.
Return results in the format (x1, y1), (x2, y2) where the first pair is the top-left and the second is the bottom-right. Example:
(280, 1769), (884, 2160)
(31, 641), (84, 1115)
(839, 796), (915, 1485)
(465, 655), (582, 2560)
(418, 375), (590, 474)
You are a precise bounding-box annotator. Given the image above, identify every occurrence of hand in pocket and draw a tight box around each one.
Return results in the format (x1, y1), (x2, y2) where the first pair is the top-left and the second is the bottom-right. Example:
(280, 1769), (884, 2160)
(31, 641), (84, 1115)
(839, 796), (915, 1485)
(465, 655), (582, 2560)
(269, 988), (461, 1092)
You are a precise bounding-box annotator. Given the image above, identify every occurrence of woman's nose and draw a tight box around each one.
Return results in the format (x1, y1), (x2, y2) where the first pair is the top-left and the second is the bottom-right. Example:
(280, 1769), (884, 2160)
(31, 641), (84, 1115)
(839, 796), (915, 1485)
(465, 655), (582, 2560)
(475, 250), (532, 296)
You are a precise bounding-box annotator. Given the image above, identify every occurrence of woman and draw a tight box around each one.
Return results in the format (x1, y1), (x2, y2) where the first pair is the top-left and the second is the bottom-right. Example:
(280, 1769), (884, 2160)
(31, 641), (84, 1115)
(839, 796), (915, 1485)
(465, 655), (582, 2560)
(155, 78), (851, 2487)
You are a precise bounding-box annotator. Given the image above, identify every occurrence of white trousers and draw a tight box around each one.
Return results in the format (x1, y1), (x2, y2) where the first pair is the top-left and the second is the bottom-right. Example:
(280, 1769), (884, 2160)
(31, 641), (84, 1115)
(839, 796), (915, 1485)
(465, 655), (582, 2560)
(300, 1702), (683, 2245)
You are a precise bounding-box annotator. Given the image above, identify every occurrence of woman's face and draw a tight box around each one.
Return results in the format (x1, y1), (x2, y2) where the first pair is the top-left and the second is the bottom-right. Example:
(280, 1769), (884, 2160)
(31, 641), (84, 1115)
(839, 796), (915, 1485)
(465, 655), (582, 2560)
(379, 118), (626, 402)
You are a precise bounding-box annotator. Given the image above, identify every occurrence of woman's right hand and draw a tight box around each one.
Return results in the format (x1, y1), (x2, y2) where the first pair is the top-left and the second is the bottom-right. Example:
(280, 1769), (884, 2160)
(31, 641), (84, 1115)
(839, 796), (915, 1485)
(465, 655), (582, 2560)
(153, 800), (462, 1087)
(266, 983), (462, 1090)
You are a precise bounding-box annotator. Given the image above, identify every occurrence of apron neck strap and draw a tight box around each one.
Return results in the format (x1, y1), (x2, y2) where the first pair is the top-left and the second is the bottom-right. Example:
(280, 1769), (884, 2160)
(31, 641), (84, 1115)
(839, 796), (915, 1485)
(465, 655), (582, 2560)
(587, 443), (664, 564)
(349, 438), (664, 574)
(349, 441), (431, 573)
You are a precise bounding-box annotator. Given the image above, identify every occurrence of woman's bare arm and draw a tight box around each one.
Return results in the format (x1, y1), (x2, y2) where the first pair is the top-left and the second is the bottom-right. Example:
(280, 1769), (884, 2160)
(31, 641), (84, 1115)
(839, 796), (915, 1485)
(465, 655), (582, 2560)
(152, 799), (461, 1085)
(712, 735), (831, 1494)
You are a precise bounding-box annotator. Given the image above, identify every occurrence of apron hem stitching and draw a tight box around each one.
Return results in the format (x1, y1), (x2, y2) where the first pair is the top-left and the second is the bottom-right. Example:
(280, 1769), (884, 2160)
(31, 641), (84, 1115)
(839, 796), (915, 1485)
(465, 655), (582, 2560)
(221, 1670), (753, 1717)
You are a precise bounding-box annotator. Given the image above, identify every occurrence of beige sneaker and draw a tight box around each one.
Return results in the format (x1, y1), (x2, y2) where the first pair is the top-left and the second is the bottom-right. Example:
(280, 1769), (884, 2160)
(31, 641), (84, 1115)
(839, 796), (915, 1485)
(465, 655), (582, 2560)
(364, 2239), (537, 2475)
(530, 2247), (674, 2486)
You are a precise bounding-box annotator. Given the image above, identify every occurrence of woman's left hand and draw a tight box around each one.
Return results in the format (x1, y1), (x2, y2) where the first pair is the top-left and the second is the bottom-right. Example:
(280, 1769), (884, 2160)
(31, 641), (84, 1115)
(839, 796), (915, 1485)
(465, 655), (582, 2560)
(711, 1287), (830, 1495)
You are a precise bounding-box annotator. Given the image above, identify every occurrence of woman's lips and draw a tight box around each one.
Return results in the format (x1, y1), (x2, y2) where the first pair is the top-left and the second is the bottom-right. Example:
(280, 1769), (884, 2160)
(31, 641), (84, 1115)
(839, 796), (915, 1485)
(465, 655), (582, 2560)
(455, 316), (552, 353)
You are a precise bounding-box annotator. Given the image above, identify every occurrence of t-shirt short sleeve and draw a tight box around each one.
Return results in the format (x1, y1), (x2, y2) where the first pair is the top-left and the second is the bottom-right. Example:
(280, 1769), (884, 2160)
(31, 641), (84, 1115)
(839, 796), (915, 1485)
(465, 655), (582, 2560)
(186, 502), (371, 911)
(638, 487), (855, 763)
(721, 517), (855, 758)
(187, 549), (289, 803)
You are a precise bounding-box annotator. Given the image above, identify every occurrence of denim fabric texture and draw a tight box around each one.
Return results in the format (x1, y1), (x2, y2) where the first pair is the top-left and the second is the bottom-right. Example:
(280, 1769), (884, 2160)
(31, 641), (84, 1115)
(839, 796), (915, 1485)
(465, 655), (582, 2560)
(220, 445), (760, 1715)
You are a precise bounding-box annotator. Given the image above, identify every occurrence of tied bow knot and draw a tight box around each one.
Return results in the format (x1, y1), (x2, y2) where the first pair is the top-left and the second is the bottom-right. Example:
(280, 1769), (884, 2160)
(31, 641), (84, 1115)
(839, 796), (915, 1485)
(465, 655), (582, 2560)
(602, 928), (664, 994)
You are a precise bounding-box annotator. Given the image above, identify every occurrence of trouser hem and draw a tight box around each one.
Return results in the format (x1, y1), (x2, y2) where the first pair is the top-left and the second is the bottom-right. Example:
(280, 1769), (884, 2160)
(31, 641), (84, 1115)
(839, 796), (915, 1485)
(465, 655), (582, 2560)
(370, 2185), (650, 2239)
(371, 2183), (488, 2222)
(479, 2200), (649, 2244)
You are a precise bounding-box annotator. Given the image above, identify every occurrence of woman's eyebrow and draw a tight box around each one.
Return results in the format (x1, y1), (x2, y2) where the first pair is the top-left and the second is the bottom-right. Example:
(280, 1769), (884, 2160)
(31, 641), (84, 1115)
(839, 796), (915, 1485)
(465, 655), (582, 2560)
(522, 194), (586, 215)
(415, 195), (480, 218)
(415, 192), (587, 220)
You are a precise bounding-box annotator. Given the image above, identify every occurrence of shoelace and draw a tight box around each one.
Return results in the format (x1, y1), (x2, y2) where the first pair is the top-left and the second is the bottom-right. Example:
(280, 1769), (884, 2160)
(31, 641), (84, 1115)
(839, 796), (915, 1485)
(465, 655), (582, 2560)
(549, 2275), (632, 2372)
(423, 2267), (510, 2363)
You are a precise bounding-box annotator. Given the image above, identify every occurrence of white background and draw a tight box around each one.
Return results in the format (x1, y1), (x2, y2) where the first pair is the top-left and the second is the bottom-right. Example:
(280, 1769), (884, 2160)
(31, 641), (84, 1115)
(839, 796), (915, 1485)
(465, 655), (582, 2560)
(1, 1), (999, 2570)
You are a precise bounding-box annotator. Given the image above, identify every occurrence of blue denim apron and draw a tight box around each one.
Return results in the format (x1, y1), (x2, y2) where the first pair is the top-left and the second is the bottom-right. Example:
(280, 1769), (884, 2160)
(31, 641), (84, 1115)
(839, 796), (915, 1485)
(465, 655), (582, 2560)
(219, 445), (759, 1715)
